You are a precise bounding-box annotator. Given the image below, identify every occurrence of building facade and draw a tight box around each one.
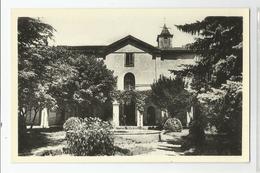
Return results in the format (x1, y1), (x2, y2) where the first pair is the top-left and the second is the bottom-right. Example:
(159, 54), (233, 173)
(26, 24), (196, 128)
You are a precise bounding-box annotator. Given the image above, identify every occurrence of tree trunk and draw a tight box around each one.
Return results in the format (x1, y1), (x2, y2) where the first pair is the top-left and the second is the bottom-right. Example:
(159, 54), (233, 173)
(19, 108), (27, 131)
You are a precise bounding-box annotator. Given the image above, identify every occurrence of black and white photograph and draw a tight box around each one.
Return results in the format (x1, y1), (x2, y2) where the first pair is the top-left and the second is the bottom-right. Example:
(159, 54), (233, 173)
(13, 9), (249, 162)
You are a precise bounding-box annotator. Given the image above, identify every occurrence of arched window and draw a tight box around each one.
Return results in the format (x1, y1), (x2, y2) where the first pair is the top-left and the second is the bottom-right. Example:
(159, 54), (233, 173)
(124, 73), (135, 90)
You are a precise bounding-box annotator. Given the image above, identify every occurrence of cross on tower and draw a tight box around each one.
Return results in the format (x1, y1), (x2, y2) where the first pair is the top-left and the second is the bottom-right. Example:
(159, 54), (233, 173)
(161, 17), (171, 30)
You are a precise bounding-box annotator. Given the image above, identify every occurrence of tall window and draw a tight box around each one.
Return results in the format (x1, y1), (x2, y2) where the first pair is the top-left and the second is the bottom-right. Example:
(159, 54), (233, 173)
(125, 53), (134, 67)
(124, 73), (135, 90)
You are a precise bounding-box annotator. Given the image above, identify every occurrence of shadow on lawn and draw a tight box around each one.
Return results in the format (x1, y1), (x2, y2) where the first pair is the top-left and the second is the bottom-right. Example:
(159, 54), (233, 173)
(114, 146), (132, 156)
(164, 133), (242, 156)
(18, 127), (65, 156)
(157, 136), (185, 155)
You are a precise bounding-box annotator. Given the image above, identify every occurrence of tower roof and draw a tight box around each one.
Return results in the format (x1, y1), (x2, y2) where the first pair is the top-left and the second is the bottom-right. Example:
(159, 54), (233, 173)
(159, 24), (173, 37)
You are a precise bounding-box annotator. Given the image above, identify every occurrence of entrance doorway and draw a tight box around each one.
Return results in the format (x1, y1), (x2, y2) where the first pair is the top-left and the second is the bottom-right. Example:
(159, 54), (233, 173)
(120, 72), (136, 126)
(147, 106), (156, 126)
(119, 102), (136, 126)
(123, 102), (136, 126)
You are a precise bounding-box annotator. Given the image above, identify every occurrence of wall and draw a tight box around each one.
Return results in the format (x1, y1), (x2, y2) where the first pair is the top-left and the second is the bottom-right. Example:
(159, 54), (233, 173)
(104, 44), (196, 90)
(25, 109), (41, 126)
(48, 110), (64, 126)
(25, 109), (64, 127)
(104, 44), (157, 91)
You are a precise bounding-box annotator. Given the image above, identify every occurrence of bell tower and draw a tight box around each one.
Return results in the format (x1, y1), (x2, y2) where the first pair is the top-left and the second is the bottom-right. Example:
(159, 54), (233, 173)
(157, 24), (173, 49)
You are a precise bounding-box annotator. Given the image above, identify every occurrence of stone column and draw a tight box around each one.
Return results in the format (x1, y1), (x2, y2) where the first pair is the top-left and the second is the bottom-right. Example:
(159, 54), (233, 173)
(161, 109), (168, 118)
(186, 112), (191, 127)
(40, 108), (49, 128)
(112, 101), (120, 127)
(186, 106), (194, 127)
(137, 111), (143, 127)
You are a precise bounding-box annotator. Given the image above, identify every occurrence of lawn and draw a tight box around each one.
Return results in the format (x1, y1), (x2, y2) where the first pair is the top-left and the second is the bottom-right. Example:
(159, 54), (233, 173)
(19, 128), (237, 156)
(18, 128), (189, 156)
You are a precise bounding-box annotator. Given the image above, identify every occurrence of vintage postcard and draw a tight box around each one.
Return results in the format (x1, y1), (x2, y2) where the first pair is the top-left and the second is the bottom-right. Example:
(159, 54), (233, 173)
(12, 8), (249, 162)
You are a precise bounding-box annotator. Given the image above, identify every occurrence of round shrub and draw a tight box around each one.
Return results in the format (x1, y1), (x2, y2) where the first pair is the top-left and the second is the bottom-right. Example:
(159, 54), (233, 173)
(163, 117), (183, 132)
(63, 117), (81, 131)
(64, 117), (115, 156)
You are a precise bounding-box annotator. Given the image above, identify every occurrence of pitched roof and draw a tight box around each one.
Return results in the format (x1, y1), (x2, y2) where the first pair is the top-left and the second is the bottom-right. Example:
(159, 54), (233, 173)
(63, 45), (106, 55)
(159, 24), (173, 36)
(104, 35), (161, 56)
(61, 35), (194, 58)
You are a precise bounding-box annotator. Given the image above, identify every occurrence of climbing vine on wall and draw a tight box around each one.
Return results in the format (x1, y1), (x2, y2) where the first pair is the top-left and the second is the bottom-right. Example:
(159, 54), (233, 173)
(113, 89), (151, 113)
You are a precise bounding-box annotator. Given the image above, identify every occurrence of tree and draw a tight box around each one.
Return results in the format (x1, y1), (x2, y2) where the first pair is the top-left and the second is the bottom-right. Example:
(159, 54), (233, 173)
(197, 81), (242, 154)
(18, 18), (117, 153)
(18, 17), (117, 125)
(18, 17), (57, 152)
(18, 17), (56, 128)
(150, 75), (192, 124)
(175, 17), (242, 89)
(113, 89), (150, 114)
(175, 16), (243, 154)
(18, 17), (55, 49)
(50, 53), (117, 119)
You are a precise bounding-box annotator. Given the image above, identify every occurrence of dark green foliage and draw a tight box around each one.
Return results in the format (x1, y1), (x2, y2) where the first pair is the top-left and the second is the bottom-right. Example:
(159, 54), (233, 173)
(18, 114), (27, 152)
(181, 121), (206, 154)
(18, 17), (117, 124)
(189, 105), (206, 146)
(150, 75), (192, 122)
(208, 82), (242, 154)
(176, 17), (243, 154)
(163, 118), (183, 132)
(18, 17), (57, 145)
(18, 17), (117, 157)
(181, 102), (206, 153)
(113, 89), (150, 113)
(52, 54), (117, 119)
(18, 17), (55, 48)
(64, 117), (115, 156)
(18, 17), (57, 116)
(175, 16), (242, 88)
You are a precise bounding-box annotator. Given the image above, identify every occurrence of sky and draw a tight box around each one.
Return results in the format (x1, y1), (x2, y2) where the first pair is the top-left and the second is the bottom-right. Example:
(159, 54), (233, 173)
(38, 9), (226, 47)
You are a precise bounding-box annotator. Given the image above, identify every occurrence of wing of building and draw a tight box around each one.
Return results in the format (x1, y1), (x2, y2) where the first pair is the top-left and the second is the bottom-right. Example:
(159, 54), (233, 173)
(26, 24), (196, 129)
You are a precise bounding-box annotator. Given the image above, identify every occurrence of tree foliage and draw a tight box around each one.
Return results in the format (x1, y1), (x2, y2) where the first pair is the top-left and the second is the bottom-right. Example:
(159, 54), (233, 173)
(176, 16), (243, 154)
(18, 17), (55, 49)
(113, 89), (150, 113)
(175, 17), (242, 88)
(18, 17), (117, 127)
(53, 54), (117, 118)
(150, 75), (192, 122)
(18, 17), (57, 151)
(18, 17), (56, 125)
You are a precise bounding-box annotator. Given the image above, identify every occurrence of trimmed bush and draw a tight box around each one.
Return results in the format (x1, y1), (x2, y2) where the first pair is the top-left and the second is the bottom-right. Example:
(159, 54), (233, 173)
(163, 117), (183, 132)
(63, 117), (81, 131)
(64, 117), (115, 156)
